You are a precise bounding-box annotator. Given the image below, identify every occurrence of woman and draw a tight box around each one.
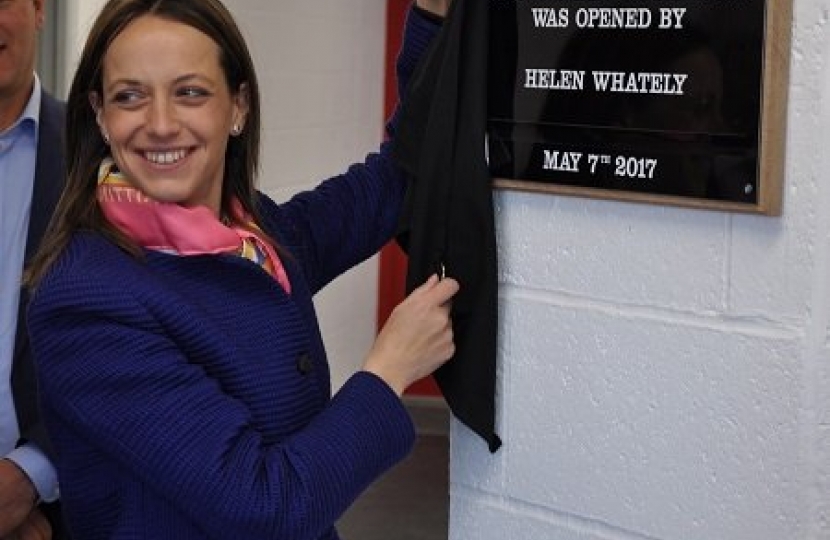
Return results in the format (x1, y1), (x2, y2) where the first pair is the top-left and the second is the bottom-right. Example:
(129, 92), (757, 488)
(25, 0), (455, 538)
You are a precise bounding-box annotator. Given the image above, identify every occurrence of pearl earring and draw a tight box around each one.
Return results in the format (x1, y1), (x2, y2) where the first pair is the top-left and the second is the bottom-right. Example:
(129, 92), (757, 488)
(231, 124), (242, 136)
(102, 132), (110, 145)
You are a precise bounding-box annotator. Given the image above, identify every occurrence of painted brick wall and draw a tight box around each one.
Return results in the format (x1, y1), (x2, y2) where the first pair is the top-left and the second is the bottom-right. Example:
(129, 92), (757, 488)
(450, 1), (830, 539)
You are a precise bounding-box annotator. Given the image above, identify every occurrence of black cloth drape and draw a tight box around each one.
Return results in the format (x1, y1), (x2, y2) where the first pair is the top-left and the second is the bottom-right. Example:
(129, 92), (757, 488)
(393, 0), (501, 452)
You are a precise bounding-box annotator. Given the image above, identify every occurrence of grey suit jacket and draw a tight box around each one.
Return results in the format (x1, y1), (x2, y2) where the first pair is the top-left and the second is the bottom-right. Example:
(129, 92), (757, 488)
(11, 90), (68, 538)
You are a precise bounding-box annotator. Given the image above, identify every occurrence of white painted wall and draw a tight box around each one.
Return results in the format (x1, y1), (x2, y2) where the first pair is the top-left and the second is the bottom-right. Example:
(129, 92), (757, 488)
(64, 0), (387, 391)
(450, 1), (830, 539)
(61, 0), (105, 95)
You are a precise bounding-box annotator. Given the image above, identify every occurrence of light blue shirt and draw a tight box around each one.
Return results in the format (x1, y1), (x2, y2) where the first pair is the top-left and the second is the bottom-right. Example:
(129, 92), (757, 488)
(0, 77), (59, 503)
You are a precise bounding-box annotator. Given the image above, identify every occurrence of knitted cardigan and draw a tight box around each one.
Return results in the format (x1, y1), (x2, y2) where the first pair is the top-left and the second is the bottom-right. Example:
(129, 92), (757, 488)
(26, 9), (438, 540)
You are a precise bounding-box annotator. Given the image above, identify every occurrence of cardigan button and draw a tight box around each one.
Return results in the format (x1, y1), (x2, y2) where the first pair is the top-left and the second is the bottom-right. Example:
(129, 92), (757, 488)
(297, 353), (313, 375)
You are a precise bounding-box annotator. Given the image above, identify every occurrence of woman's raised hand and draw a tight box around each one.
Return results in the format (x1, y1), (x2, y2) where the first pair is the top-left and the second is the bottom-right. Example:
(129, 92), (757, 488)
(415, 0), (452, 18)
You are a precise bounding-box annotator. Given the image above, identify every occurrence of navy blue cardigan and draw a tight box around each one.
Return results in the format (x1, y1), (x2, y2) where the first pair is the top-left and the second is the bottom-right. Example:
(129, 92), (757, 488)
(27, 9), (439, 540)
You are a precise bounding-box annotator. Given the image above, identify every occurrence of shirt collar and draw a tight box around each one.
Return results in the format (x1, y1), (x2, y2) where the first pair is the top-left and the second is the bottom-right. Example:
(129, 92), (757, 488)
(22, 75), (42, 126)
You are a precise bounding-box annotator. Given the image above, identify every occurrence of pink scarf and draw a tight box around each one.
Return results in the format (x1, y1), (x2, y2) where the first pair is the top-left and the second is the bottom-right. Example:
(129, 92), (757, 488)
(96, 158), (291, 294)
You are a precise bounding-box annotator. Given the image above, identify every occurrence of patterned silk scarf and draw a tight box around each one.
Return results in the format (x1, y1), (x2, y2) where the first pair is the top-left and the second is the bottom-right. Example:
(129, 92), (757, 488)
(96, 158), (291, 294)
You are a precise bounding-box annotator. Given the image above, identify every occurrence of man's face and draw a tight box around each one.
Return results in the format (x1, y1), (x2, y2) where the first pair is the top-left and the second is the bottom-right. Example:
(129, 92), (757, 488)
(0, 0), (44, 106)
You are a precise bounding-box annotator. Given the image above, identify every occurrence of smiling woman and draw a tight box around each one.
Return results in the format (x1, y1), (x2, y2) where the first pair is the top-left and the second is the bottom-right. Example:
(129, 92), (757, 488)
(22, 0), (457, 539)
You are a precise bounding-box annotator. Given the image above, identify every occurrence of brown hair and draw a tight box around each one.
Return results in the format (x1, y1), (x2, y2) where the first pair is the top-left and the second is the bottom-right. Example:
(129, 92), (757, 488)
(25, 0), (262, 287)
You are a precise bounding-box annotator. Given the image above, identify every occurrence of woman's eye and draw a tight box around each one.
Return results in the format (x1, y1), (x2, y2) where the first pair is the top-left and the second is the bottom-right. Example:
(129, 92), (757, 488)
(178, 87), (210, 99)
(111, 90), (144, 105)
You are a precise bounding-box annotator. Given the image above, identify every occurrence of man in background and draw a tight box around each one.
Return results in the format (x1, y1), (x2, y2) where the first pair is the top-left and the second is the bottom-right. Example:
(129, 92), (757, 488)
(0, 0), (66, 538)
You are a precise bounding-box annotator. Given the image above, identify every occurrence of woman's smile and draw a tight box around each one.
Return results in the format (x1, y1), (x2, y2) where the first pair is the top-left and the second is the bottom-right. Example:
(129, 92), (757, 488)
(143, 148), (191, 166)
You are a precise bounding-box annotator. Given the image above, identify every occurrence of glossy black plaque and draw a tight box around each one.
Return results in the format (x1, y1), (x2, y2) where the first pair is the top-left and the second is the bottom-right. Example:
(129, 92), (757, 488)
(488, 0), (765, 203)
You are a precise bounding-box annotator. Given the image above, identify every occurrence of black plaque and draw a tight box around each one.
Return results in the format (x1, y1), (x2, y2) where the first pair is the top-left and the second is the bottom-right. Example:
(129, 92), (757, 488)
(488, 0), (790, 213)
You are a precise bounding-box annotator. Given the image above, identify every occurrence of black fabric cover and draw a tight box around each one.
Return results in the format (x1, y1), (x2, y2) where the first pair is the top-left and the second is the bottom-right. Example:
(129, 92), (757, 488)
(393, 0), (501, 452)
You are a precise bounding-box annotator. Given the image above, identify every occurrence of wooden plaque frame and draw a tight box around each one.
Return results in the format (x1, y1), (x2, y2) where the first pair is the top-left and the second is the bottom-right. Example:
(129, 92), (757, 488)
(490, 0), (793, 216)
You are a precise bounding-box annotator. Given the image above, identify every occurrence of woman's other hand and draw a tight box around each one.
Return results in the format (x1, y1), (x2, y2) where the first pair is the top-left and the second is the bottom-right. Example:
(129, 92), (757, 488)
(363, 274), (459, 396)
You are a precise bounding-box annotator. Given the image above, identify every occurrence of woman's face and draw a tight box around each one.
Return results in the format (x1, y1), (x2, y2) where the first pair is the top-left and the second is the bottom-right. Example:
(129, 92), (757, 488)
(93, 14), (248, 215)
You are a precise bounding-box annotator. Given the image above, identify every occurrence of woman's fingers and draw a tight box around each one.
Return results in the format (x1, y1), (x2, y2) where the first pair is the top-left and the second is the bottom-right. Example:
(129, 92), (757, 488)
(364, 274), (460, 395)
